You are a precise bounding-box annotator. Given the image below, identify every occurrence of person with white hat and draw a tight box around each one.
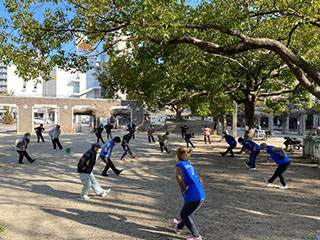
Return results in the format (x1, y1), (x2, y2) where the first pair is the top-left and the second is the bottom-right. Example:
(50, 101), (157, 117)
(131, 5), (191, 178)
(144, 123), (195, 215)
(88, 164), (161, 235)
(172, 147), (205, 240)
(260, 143), (290, 189)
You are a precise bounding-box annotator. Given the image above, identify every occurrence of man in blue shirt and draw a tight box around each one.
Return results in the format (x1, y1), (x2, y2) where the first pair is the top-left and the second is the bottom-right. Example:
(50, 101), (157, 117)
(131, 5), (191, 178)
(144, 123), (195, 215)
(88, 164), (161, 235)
(172, 147), (205, 240)
(260, 143), (290, 189)
(100, 136), (122, 176)
(219, 131), (237, 157)
(238, 137), (261, 170)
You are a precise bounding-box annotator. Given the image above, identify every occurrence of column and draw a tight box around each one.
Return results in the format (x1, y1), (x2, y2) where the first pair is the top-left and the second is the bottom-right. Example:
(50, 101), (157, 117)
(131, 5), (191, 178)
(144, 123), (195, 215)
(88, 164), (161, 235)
(17, 103), (33, 133)
(268, 116), (274, 132)
(286, 116), (290, 133)
(297, 114), (307, 135)
(313, 114), (319, 129)
(59, 104), (73, 133)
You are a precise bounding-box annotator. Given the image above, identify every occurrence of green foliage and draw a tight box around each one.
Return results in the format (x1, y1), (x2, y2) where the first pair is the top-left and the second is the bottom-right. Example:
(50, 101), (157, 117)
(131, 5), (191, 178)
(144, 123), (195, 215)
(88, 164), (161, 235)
(0, 226), (5, 232)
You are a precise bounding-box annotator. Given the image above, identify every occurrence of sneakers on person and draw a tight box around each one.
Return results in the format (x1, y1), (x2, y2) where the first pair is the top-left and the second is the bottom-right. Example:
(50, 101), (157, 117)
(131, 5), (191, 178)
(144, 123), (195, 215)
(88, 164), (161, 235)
(264, 177), (270, 187)
(248, 167), (256, 171)
(101, 172), (109, 177)
(53, 149), (57, 151)
(185, 236), (202, 240)
(172, 219), (182, 234)
(244, 162), (250, 168)
(30, 159), (36, 163)
(120, 158), (126, 161)
(116, 169), (123, 176)
(100, 189), (111, 197)
(80, 195), (90, 201)
(18, 162), (24, 164)
(133, 154), (138, 159)
(220, 152), (226, 156)
(279, 185), (288, 189)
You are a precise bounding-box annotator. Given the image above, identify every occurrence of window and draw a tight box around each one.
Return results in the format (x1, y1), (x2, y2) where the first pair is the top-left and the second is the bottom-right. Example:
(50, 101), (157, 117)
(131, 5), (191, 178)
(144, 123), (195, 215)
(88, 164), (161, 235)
(22, 82), (27, 92)
(33, 82), (37, 92)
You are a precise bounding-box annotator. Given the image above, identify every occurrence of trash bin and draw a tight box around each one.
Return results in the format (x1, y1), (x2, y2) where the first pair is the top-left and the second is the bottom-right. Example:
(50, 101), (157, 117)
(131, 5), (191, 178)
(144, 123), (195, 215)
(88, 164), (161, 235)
(66, 148), (72, 154)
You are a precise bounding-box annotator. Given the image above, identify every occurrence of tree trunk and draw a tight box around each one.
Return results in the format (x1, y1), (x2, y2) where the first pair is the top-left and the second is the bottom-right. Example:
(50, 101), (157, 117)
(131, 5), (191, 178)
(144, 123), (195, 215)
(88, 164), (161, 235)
(213, 115), (218, 132)
(244, 99), (256, 140)
(221, 114), (227, 132)
(173, 106), (183, 121)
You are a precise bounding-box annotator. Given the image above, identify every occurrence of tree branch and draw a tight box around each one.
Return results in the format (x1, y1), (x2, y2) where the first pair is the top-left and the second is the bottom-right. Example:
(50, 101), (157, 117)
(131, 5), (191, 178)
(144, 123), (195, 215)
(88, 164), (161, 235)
(257, 83), (301, 97)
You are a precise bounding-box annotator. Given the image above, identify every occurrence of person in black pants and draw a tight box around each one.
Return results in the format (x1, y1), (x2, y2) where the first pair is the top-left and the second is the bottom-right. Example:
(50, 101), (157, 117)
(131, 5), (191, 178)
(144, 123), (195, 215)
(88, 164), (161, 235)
(147, 126), (156, 143)
(34, 124), (45, 143)
(100, 137), (123, 176)
(185, 133), (195, 148)
(49, 125), (63, 151)
(104, 123), (113, 139)
(127, 122), (136, 139)
(180, 125), (189, 139)
(95, 124), (105, 143)
(121, 131), (138, 160)
(15, 133), (36, 164)
(219, 132), (237, 157)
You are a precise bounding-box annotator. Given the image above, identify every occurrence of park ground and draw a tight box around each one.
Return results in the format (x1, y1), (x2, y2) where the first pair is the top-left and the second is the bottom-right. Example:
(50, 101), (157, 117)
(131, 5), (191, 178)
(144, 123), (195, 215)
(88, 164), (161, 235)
(0, 130), (319, 240)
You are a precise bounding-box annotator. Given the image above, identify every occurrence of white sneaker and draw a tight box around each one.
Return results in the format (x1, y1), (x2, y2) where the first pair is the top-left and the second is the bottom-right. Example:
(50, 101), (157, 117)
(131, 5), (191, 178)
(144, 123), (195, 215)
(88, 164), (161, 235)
(100, 189), (111, 197)
(185, 236), (202, 240)
(244, 162), (250, 168)
(248, 167), (256, 171)
(264, 177), (270, 187)
(80, 195), (90, 200)
(279, 185), (288, 189)
(172, 218), (182, 234)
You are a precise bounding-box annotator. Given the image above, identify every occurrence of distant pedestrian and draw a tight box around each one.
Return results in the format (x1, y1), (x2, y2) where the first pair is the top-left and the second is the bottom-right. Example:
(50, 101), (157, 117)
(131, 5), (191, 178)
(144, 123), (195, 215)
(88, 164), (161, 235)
(147, 126), (156, 143)
(15, 132), (36, 164)
(180, 125), (189, 139)
(100, 137), (123, 176)
(219, 131), (237, 157)
(185, 133), (195, 148)
(120, 131), (138, 161)
(260, 143), (290, 189)
(238, 137), (261, 170)
(158, 132), (170, 153)
(77, 143), (111, 200)
(104, 122), (113, 139)
(127, 122), (136, 139)
(95, 124), (105, 143)
(48, 125), (63, 151)
(172, 147), (205, 240)
(34, 124), (45, 143)
(201, 126), (212, 144)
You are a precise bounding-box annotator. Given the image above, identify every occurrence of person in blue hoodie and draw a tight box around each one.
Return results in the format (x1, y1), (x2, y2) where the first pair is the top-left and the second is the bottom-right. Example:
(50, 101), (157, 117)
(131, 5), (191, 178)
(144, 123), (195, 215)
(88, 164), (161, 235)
(100, 137), (122, 176)
(219, 131), (237, 157)
(260, 143), (290, 189)
(238, 137), (261, 170)
(172, 147), (205, 240)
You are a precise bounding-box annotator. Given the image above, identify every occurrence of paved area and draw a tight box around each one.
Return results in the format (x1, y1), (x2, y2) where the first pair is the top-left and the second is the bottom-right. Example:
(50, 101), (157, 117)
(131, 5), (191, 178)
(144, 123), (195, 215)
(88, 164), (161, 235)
(0, 130), (319, 240)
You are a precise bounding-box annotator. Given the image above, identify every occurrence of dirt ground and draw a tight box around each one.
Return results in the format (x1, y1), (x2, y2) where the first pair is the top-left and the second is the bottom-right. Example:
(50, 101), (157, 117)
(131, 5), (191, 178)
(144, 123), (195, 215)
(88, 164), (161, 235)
(0, 130), (319, 240)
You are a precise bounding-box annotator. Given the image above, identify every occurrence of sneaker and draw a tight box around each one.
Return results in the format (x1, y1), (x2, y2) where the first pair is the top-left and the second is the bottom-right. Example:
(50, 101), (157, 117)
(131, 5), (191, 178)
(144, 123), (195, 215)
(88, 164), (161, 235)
(172, 219), (182, 234)
(279, 185), (288, 189)
(101, 172), (109, 177)
(80, 195), (90, 201)
(244, 162), (250, 168)
(133, 154), (138, 159)
(30, 159), (36, 163)
(264, 177), (270, 187)
(116, 169), (123, 176)
(185, 236), (202, 240)
(230, 155), (234, 158)
(18, 162), (24, 164)
(120, 158), (126, 161)
(53, 149), (57, 151)
(220, 152), (226, 156)
(100, 189), (111, 197)
(248, 167), (256, 171)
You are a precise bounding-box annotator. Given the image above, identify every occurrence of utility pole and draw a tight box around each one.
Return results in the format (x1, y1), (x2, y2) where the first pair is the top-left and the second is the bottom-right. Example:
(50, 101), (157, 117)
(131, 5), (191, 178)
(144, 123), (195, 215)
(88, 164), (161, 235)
(232, 101), (237, 138)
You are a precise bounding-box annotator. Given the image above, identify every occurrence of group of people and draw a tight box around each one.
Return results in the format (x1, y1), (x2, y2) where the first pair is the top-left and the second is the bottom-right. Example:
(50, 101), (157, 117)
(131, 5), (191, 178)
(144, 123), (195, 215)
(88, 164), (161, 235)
(14, 121), (292, 240)
(94, 122), (113, 144)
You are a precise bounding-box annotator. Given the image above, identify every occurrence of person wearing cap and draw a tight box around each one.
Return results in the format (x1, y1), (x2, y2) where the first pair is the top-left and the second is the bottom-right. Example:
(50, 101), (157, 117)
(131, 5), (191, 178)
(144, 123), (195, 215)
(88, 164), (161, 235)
(201, 126), (212, 144)
(238, 137), (261, 170)
(172, 147), (205, 240)
(15, 132), (36, 164)
(260, 143), (290, 189)
(120, 130), (138, 161)
(95, 124), (105, 144)
(100, 136), (123, 176)
(34, 124), (45, 143)
(77, 143), (111, 200)
(219, 131), (237, 157)
(158, 132), (170, 153)
(48, 124), (63, 151)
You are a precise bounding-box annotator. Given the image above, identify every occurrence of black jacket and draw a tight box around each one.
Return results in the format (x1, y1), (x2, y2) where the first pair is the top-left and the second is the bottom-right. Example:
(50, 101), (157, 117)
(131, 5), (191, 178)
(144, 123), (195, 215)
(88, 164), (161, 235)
(95, 127), (104, 136)
(35, 126), (45, 133)
(122, 133), (132, 145)
(77, 148), (97, 174)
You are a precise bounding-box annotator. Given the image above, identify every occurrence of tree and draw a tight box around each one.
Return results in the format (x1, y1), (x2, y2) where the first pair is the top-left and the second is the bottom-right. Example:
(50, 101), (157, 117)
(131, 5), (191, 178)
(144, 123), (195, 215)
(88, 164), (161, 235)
(1, 0), (320, 99)
(1, 89), (15, 124)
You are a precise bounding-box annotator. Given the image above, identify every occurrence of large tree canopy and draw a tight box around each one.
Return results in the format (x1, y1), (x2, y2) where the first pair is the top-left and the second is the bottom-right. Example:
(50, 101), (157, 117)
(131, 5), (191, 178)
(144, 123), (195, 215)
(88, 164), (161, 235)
(1, 0), (320, 98)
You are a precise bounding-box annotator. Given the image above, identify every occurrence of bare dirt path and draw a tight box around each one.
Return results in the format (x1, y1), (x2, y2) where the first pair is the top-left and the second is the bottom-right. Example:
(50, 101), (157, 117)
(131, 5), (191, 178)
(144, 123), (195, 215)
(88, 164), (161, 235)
(0, 131), (319, 240)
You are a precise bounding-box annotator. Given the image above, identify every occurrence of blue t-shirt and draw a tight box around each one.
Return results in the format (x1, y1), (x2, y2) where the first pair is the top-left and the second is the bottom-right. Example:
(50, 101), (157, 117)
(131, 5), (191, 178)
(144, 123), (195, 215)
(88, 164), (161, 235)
(267, 146), (290, 165)
(176, 161), (205, 203)
(225, 135), (237, 146)
(242, 139), (260, 152)
(100, 139), (115, 158)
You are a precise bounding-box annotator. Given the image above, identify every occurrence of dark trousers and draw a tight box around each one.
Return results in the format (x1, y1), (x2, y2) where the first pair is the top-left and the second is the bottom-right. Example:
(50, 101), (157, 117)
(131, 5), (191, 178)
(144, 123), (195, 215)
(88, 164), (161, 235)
(52, 138), (63, 150)
(268, 162), (290, 186)
(17, 150), (32, 163)
(177, 199), (205, 237)
(185, 138), (195, 148)
(223, 144), (236, 156)
(204, 135), (211, 144)
(96, 135), (105, 144)
(160, 142), (170, 153)
(148, 135), (155, 143)
(181, 131), (186, 138)
(247, 150), (260, 168)
(100, 156), (120, 175)
(36, 132), (44, 142)
(106, 131), (112, 139)
(121, 144), (134, 159)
